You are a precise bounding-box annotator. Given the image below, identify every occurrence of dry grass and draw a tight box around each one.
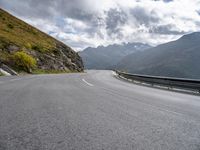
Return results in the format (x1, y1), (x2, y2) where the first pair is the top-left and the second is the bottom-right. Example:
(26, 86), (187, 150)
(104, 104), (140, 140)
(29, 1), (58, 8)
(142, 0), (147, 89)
(0, 8), (58, 53)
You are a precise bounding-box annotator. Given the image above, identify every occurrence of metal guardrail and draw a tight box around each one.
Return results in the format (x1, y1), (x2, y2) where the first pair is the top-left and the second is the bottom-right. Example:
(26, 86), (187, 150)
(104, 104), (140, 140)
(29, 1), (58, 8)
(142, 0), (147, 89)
(115, 70), (200, 93)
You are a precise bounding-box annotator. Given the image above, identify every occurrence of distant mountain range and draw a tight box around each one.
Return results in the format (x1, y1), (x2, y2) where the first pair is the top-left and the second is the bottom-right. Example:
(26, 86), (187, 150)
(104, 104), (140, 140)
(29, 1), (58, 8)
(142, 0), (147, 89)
(79, 43), (152, 69)
(80, 31), (200, 79)
(117, 32), (200, 79)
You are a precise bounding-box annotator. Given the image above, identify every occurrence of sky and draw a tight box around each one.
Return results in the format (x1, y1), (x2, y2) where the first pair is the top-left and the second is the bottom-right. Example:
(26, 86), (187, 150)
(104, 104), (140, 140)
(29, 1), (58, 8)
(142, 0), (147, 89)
(0, 0), (200, 51)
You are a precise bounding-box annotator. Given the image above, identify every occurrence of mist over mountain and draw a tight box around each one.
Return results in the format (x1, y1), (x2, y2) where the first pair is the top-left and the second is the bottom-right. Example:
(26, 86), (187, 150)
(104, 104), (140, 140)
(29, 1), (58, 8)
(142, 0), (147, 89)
(117, 32), (200, 79)
(79, 43), (152, 69)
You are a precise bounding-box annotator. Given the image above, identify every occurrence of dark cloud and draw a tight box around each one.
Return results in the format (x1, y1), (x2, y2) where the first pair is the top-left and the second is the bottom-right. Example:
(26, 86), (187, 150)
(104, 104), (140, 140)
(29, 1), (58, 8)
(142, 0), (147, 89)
(56, 0), (94, 21)
(150, 24), (185, 35)
(0, 0), (95, 21)
(0, 0), (56, 19)
(0, 0), (103, 34)
(106, 8), (127, 38)
(0, 0), (199, 50)
(195, 21), (200, 27)
(163, 0), (173, 3)
(130, 7), (159, 26)
(153, 0), (173, 2)
(197, 10), (200, 16)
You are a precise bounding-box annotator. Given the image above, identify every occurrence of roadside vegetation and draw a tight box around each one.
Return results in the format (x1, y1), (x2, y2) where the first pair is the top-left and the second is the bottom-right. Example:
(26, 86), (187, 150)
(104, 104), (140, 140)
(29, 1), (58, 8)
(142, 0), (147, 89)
(33, 69), (72, 74)
(0, 8), (83, 74)
(11, 51), (37, 73)
(0, 9), (57, 53)
(0, 8), (56, 66)
(0, 8), (56, 73)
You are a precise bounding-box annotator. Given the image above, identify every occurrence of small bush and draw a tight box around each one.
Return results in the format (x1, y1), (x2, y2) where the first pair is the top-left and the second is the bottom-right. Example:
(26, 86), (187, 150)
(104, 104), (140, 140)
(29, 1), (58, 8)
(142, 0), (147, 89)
(25, 43), (32, 49)
(31, 29), (37, 35)
(32, 44), (45, 53)
(12, 51), (37, 73)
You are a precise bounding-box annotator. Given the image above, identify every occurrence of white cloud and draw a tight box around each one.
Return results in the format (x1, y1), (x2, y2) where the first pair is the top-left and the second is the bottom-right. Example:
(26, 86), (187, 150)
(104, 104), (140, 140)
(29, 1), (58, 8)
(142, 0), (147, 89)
(1, 0), (200, 51)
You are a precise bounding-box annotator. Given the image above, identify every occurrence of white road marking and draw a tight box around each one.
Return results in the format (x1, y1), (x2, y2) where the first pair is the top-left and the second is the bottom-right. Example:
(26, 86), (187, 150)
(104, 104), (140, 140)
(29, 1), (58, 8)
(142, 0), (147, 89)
(82, 78), (94, 87)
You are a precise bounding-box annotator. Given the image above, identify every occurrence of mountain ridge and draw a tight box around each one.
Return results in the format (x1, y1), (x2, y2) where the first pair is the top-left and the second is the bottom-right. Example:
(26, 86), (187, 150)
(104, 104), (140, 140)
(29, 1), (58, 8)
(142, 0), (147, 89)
(117, 32), (200, 79)
(79, 42), (152, 70)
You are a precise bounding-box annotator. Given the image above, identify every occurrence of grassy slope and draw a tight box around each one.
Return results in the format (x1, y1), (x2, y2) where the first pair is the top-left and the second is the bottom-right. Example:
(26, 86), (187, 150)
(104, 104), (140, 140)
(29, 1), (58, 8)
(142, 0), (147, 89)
(0, 8), (56, 52)
(0, 8), (83, 73)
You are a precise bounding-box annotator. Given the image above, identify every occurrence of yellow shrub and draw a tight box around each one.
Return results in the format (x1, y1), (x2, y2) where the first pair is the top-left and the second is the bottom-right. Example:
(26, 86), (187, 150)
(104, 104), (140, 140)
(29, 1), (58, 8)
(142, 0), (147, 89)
(12, 51), (36, 72)
(25, 43), (32, 49)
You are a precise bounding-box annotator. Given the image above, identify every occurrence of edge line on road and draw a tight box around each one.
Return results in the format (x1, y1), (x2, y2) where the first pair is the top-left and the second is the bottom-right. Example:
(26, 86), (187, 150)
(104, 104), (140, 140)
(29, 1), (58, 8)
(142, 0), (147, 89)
(82, 78), (94, 87)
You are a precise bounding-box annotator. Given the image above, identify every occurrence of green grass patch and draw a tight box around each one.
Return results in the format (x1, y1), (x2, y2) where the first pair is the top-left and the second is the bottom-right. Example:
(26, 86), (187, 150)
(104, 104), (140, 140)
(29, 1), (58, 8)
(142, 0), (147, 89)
(33, 69), (72, 75)
(11, 51), (37, 73)
(0, 8), (57, 53)
(0, 8), (82, 74)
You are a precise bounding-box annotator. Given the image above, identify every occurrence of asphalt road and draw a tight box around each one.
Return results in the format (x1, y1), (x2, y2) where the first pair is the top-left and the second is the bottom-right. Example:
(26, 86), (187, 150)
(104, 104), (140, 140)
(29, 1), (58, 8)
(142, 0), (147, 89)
(0, 70), (200, 150)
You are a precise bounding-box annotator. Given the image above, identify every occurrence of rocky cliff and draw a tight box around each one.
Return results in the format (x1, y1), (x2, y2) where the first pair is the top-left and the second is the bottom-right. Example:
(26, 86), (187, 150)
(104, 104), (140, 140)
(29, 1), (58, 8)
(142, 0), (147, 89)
(0, 8), (84, 74)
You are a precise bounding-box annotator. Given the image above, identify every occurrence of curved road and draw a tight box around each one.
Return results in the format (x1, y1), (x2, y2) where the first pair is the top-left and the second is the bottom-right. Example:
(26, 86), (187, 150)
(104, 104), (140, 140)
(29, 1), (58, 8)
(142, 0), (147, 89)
(0, 70), (200, 150)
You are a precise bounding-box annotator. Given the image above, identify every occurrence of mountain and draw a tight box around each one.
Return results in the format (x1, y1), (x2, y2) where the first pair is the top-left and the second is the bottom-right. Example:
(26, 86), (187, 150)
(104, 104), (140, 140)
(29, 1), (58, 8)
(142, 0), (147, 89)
(79, 43), (151, 69)
(0, 8), (83, 74)
(117, 32), (200, 79)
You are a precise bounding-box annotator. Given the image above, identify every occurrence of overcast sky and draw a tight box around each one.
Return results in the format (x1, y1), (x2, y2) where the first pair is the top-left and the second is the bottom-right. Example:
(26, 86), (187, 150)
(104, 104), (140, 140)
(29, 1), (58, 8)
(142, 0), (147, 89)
(1, 0), (200, 51)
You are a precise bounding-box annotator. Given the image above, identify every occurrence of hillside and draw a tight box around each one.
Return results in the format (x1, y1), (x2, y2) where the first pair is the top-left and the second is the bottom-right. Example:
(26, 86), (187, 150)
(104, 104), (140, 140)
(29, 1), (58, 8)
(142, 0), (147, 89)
(117, 32), (200, 79)
(79, 43), (151, 69)
(0, 8), (83, 74)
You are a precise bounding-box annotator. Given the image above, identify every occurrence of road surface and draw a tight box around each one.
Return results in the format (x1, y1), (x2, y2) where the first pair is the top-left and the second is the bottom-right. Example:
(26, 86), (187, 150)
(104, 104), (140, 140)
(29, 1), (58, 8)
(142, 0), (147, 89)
(0, 70), (200, 150)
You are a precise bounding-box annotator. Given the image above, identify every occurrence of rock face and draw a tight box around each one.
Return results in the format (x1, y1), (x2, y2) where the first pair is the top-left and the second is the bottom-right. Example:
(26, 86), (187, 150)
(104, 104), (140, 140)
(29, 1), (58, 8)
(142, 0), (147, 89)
(0, 8), (84, 73)
(28, 43), (83, 72)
